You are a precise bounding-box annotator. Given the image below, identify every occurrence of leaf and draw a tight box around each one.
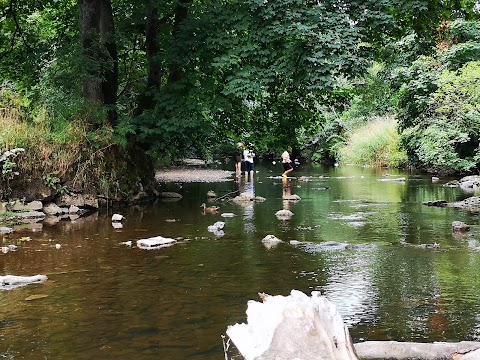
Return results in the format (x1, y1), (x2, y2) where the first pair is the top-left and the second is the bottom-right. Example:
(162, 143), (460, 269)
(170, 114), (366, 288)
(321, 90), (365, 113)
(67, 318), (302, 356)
(25, 294), (49, 301)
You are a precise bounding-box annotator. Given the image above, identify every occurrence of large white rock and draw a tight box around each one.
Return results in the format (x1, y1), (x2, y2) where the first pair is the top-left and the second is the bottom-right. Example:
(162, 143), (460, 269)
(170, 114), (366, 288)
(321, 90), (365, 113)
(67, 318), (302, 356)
(0, 275), (48, 290)
(207, 221), (225, 231)
(111, 213), (125, 222)
(0, 227), (14, 234)
(261, 235), (283, 245)
(136, 236), (177, 249)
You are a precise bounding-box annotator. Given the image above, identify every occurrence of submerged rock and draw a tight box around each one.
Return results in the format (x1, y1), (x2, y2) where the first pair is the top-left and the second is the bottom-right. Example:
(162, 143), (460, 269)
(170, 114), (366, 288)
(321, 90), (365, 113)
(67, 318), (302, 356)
(275, 209), (294, 219)
(207, 190), (217, 198)
(424, 196), (480, 212)
(423, 200), (448, 207)
(160, 192), (183, 199)
(262, 235), (283, 246)
(282, 194), (301, 201)
(233, 192), (266, 203)
(112, 222), (123, 229)
(0, 227), (14, 234)
(448, 196), (480, 212)
(452, 221), (470, 232)
(377, 177), (406, 182)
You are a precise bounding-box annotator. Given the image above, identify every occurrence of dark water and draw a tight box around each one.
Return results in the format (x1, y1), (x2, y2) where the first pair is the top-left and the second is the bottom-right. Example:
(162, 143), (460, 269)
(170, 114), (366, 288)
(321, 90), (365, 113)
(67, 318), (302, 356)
(1, 163), (480, 359)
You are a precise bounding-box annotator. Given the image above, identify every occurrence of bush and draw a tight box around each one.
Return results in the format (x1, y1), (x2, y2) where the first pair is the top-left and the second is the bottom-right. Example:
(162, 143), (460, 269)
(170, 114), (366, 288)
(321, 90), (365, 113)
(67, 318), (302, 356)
(338, 116), (407, 168)
(400, 61), (480, 173)
(403, 122), (477, 173)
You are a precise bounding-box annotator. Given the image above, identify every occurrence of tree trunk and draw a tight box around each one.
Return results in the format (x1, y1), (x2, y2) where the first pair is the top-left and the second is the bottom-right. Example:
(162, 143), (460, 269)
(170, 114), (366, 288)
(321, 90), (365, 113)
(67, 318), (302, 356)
(99, 0), (118, 124)
(135, 6), (164, 115)
(78, 0), (118, 124)
(227, 290), (480, 360)
(79, 0), (102, 103)
(146, 7), (163, 90)
(226, 290), (358, 360)
(168, 0), (192, 84)
(354, 341), (480, 359)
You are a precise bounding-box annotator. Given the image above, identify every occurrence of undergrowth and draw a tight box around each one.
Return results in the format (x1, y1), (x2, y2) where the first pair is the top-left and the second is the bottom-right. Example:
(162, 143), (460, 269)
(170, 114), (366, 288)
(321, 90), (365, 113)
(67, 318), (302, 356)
(0, 108), (154, 201)
(338, 116), (408, 168)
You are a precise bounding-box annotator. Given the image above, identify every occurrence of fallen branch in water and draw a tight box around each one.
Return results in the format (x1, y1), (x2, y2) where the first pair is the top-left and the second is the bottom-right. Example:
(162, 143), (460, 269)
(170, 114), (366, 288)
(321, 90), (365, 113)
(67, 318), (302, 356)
(216, 190), (240, 202)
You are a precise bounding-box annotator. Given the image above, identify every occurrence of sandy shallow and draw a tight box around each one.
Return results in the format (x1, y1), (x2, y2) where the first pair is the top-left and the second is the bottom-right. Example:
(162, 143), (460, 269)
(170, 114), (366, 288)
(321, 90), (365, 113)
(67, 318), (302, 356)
(155, 167), (235, 183)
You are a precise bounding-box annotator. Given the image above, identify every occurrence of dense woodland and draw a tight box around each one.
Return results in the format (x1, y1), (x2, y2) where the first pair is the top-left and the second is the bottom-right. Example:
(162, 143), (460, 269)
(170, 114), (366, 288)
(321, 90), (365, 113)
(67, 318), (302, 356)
(0, 0), (479, 199)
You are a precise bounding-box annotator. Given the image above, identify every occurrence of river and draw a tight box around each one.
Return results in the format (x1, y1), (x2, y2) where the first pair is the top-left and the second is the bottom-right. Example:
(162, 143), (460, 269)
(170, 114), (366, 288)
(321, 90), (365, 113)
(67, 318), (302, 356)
(1, 162), (480, 359)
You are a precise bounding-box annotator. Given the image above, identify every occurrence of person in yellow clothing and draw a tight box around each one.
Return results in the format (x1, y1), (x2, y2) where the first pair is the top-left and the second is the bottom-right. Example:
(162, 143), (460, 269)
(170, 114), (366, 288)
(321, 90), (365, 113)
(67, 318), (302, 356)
(281, 147), (293, 178)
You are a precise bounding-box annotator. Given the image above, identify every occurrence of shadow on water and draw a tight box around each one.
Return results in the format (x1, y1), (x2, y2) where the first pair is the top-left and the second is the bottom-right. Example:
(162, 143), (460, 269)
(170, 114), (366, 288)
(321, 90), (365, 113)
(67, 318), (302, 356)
(1, 162), (480, 358)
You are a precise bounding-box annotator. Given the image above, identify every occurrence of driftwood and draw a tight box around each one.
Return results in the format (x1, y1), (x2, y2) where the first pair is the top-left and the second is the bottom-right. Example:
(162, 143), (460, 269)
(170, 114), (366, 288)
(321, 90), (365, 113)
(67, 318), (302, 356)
(226, 290), (358, 360)
(355, 341), (480, 359)
(227, 290), (480, 360)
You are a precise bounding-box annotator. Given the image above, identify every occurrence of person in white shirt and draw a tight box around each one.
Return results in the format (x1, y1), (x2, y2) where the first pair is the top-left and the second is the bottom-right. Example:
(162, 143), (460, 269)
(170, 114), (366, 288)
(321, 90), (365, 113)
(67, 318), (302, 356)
(281, 147), (293, 178)
(243, 145), (255, 179)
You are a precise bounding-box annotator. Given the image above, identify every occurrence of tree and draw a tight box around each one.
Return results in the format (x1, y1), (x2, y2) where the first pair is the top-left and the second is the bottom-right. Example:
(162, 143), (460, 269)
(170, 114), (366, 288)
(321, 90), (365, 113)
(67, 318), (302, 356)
(78, 0), (118, 124)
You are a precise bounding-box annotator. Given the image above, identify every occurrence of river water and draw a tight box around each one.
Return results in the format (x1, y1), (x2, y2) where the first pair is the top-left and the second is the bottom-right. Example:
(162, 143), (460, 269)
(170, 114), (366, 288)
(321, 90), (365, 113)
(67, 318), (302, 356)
(1, 163), (480, 359)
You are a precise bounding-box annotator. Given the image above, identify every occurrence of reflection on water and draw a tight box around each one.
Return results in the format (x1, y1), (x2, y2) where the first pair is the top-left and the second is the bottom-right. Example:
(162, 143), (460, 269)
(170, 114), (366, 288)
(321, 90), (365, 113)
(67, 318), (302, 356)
(1, 163), (480, 358)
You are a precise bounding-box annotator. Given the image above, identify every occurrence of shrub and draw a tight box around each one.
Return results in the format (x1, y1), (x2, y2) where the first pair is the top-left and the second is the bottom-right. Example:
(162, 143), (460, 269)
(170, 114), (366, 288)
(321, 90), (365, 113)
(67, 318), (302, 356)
(400, 61), (480, 174)
(338, 116), (407, 168)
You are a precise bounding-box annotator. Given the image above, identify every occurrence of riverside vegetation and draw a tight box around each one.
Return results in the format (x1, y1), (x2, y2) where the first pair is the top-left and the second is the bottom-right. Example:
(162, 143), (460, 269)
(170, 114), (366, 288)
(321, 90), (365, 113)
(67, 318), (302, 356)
(1, 1), (479, 203)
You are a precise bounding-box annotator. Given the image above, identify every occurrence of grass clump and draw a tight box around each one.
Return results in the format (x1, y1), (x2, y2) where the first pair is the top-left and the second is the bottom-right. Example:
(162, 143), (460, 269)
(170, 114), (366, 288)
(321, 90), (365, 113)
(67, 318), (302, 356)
(338, 116), (407, 168)
(1, 105), (154, 201)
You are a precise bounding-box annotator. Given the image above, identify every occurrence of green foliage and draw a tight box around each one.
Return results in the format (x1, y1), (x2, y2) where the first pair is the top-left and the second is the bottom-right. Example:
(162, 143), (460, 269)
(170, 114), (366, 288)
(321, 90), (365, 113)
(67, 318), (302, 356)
(338, 117), (407, 168)
(402, 122), (477, 173)
(395, 56), (441, 131)
(386, 0), (479, 46)
(341, 62), (393, 126)
(441, 42), (480, 69)
(297, 104), (346, 163)
(1, 0), (479, 184)
(400, 61), (480, 173)
(449, 19), (480, 43)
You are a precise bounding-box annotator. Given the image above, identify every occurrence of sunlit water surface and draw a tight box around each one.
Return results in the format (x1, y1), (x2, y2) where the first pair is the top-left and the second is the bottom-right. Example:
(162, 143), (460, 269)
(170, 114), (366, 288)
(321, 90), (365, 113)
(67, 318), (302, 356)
(1, 163), (480, 359)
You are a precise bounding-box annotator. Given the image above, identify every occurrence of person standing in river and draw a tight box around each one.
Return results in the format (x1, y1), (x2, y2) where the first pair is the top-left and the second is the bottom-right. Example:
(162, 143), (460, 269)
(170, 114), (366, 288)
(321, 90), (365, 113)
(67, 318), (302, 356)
(281, 147), (294, 178)
(234, 142), (244, 176)
(243, 144), (255, 180)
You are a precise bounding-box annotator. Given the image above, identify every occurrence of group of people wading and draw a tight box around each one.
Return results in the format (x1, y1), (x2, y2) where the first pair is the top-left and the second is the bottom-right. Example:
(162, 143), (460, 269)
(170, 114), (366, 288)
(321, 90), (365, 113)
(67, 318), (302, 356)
(234, 142), (294, 179)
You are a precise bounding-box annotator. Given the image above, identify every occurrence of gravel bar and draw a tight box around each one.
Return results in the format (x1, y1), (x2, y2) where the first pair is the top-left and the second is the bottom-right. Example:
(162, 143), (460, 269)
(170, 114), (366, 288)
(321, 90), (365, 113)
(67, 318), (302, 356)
(155, 167), (235, 183)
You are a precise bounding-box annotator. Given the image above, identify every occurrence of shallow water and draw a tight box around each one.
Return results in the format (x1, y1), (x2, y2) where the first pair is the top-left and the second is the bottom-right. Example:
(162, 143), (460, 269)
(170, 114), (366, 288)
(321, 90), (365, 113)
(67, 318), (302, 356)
(1, 163), (480, 359)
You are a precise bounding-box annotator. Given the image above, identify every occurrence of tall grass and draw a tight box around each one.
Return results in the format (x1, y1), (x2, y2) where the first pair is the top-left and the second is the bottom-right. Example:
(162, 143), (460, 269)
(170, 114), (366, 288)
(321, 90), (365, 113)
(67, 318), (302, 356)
(338, 116), (408, 168)
(0, 107), (117, 188)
